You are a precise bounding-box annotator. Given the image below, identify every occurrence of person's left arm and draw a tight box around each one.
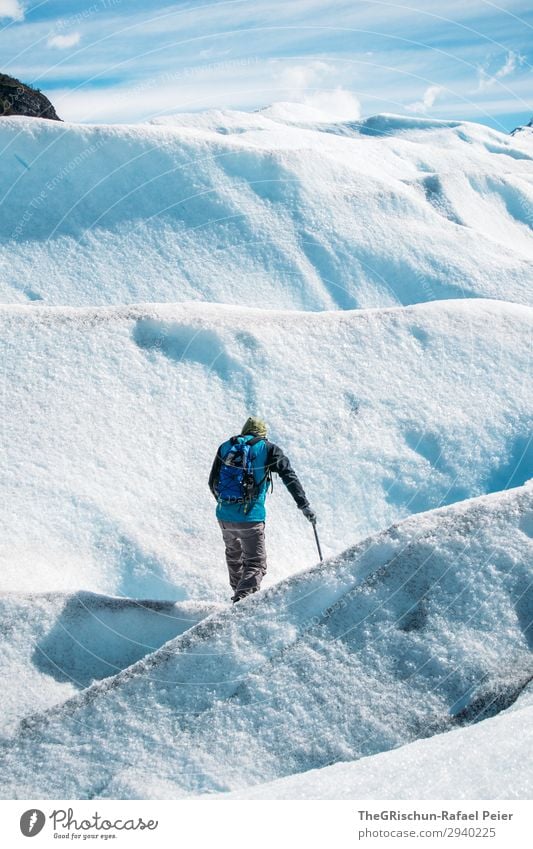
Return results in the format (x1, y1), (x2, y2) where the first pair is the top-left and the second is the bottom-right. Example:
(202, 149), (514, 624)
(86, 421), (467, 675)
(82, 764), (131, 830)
(266, 442), (309, 509)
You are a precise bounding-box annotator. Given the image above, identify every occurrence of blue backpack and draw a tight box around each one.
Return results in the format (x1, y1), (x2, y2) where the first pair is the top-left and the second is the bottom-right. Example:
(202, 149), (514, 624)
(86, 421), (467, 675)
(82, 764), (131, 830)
(215, 436), (267, 512)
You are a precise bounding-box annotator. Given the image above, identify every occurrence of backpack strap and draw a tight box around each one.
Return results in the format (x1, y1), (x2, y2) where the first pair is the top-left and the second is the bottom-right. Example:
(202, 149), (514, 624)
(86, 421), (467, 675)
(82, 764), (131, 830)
(219, 435), (263, 464)
(247, 437), (272, 491)
(246, 436), (264, 447)
(229, 434), (262, 446)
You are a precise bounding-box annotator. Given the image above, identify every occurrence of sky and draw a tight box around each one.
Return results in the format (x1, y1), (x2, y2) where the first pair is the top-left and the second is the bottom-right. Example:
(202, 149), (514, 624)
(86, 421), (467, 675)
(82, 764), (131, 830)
(0, 0), (531, 131)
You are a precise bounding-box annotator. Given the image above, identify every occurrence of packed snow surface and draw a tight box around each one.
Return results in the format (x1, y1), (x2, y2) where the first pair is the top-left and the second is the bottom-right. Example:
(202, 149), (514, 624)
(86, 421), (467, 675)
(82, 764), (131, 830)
(1, 484), (531, 798)
(1, 108), (532, 801)
(1, 299), (532, 599)
(205, 687), (533, 800)
(0, 592), (219, 736)
(0, 112), (532, 310)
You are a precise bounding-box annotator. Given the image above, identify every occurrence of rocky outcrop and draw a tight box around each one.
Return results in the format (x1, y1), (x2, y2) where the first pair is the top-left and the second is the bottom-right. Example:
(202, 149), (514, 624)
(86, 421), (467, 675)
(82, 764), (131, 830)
(510, 116), (533, 136)
(0, 73), (61, 121)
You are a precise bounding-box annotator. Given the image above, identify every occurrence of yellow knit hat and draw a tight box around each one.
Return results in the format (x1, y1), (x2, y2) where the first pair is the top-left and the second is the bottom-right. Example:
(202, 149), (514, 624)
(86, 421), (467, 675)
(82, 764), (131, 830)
(241, 416), (268, 438)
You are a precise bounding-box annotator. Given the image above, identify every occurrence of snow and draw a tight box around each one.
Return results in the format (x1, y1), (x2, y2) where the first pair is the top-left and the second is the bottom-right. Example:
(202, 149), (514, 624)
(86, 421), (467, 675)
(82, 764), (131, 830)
(0, 591), (219, 737)
(204, 690), (533, 800)
(1, 484), (531, 798)
(1, 108), (532, 801)
(1, 112), (532, 310)
(1, 299), (532, 600)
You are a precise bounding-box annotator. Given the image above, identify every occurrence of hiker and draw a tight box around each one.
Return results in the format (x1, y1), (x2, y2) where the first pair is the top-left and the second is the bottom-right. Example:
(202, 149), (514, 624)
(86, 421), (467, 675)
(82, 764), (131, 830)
(209, 416), (316, 602)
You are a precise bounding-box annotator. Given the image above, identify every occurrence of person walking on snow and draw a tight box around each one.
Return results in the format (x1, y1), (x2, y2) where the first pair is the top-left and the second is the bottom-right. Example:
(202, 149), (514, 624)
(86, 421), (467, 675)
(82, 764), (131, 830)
(209, 416), (316, 603)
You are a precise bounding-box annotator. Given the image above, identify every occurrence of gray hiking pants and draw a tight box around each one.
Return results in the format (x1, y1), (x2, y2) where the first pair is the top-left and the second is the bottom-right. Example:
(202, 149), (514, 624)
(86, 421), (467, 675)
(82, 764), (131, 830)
(218, 520), (267, 600)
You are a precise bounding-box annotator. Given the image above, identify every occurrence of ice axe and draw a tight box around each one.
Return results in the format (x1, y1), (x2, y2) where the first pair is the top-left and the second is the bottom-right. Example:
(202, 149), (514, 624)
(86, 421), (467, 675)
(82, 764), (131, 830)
(311, 519), (323, 562)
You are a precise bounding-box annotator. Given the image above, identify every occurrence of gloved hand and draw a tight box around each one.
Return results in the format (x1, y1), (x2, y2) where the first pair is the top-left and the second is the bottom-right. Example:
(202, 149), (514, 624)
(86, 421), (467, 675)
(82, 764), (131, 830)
(301, 505), (317, 523)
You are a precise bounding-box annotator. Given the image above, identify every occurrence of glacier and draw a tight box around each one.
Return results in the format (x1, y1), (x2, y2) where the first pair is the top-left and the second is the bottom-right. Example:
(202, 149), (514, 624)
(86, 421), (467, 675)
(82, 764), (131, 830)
(204, 686), (533, 800)
(1, 484), (532, 798)
(0, 591), (220, 736)
(0, 108), (532, 800)
(0, 111), (532, 310)
(1, 299), (532, 599)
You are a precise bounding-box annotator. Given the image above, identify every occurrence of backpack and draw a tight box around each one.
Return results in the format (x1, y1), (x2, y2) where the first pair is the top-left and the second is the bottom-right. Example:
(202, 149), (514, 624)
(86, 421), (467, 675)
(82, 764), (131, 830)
(215, 436), (269, 512)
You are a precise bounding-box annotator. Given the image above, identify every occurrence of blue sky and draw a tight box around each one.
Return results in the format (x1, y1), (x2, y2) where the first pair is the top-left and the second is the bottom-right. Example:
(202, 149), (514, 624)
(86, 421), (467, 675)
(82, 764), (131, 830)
(0, 0), (531, 130)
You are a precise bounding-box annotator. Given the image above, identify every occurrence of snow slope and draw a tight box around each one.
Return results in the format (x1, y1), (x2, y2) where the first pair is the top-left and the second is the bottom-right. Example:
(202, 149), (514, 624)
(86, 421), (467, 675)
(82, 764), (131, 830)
(1, 112), (532, 310)
(205, 687), (533, 800)
(0, 592), (219, 737)
(1, 299), (532, 600)
(1, 107), (532, 802)
(1, 484), (531, 799)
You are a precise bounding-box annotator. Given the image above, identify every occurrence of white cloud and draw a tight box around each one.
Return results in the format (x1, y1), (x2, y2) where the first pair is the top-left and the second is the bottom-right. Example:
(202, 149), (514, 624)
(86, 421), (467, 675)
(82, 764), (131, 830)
(477, 51), (525, 91)
(50, 55), (360, 125)
(406, 85), (443, 114)
(0, 0), (24, 21)
(47, 32), (81, 50)
(303, 88), (361, 120)
(277, 61), (360, 119)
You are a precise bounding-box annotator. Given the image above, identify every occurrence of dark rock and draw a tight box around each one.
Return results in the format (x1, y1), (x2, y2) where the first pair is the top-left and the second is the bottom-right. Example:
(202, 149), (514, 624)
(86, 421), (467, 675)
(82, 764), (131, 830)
(510, 116), (533, 136)
(0, 73), (61, 121)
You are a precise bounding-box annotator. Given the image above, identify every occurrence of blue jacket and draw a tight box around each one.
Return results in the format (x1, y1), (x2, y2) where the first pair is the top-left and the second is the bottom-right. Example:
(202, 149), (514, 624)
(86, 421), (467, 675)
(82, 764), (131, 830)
(209, 434), (309, 522)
